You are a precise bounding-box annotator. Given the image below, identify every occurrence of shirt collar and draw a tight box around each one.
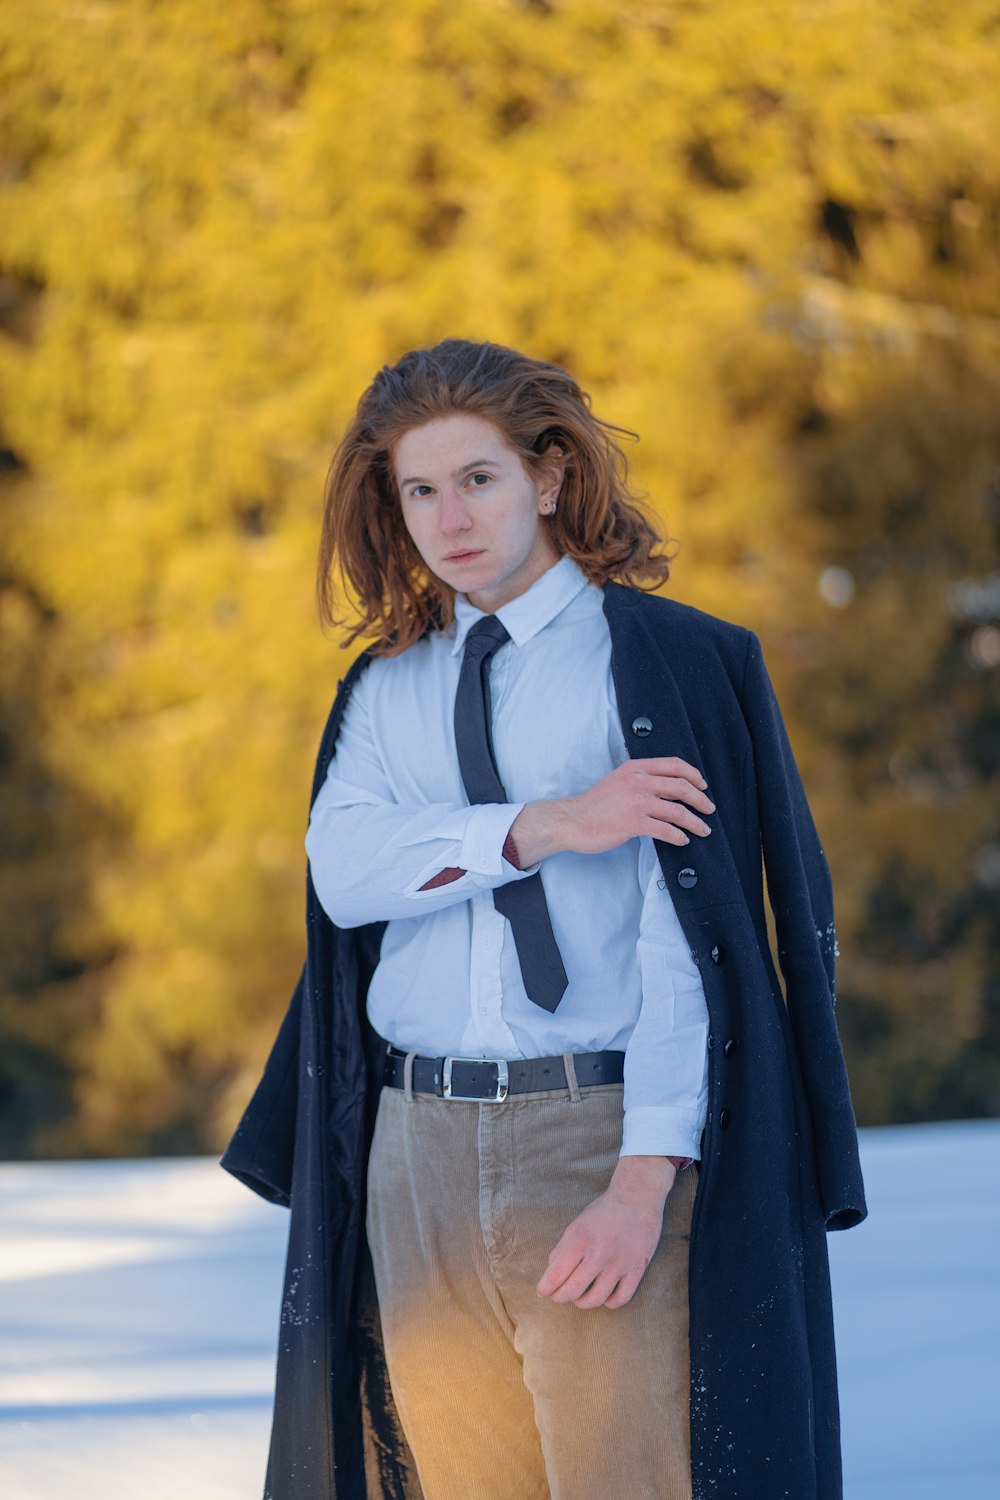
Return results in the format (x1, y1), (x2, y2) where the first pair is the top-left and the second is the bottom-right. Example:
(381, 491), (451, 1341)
(450, 555), (589, 655)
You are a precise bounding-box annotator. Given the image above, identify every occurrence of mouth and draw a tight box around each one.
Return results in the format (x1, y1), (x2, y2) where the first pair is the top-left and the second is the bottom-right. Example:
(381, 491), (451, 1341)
(443, 549), (485, 563)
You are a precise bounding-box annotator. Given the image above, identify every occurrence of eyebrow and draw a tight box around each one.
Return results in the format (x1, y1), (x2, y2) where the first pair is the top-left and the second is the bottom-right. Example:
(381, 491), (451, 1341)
(398, 458), (501, 488)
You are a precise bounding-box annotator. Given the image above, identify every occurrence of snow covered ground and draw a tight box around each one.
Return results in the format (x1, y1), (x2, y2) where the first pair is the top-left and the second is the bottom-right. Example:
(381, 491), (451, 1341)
(0, 1120), (997, 1499)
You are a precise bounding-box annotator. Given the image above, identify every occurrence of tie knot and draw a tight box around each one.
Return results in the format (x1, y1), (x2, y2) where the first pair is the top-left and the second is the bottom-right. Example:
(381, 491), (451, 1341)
(463, 615), (511, 659)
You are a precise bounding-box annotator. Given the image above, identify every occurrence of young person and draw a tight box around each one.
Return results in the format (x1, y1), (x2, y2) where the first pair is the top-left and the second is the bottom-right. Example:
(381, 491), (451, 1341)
(223, 338), (867, 1500)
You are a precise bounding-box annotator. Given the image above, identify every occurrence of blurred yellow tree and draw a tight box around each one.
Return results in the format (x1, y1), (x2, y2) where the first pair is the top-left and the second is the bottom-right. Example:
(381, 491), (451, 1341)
(0, 0), (998, 1153)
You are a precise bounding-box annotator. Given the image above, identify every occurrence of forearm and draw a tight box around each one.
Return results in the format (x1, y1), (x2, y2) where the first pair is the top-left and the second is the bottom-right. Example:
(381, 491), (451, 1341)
(507, 796), (578, 865)
(306, 799), (530, 926)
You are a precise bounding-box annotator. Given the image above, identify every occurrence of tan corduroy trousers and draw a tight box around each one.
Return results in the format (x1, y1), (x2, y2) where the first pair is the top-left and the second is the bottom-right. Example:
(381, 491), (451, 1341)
(365, 1065), (695, 1500)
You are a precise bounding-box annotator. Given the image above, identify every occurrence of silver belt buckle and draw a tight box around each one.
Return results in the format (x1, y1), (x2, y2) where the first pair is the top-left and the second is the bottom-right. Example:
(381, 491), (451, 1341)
(442, 1055), (509, 1103)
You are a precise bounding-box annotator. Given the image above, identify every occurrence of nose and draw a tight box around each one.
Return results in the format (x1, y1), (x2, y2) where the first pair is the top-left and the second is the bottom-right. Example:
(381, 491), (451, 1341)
(439, 484), (473, 535)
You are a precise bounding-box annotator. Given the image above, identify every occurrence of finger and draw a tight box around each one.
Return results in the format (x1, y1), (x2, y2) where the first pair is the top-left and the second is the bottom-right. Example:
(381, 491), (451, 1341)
(643, 819), (690, 847)
(536, 1263), (570, 1298)
(642, 758), (708, 790)
(548, 1260), (602, 1305)
(604, 1268), (644, 1309)
(641, 773), (716, 814)
(573, 1268), (625, 1310)
(647, 800), (713, 838)
(536, 1245), (586, 1298)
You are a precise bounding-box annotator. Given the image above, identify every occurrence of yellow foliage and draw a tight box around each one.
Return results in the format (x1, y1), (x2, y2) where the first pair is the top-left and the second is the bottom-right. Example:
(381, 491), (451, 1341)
(1, 0), (998, 1152)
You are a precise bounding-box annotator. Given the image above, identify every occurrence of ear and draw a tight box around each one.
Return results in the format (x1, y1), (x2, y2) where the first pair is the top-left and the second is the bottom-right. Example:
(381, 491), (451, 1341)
(537, 443), (566, 510)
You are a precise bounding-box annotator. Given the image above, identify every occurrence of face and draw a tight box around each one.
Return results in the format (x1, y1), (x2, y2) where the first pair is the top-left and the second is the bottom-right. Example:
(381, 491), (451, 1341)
(393, 413), (563, 613)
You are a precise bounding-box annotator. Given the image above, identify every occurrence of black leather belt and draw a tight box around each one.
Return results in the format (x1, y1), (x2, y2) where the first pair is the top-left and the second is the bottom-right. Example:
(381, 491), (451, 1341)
(383, 1045), (625, 1103)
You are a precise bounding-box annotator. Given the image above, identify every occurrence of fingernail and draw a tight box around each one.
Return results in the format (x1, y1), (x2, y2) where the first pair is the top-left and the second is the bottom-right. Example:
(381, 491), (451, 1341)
(706, 800), (716, 811)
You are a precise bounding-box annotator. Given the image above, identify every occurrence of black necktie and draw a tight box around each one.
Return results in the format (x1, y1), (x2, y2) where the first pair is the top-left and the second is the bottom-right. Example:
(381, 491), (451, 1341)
(454, 616), (569, 1013)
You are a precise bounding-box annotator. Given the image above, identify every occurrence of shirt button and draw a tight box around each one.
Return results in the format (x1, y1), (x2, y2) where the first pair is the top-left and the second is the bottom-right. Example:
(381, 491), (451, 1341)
(479, 1004), (489, 1015)
(483, 936), (494, 950)
(677, 867), (698, 889)
(631, 715), (653, 737)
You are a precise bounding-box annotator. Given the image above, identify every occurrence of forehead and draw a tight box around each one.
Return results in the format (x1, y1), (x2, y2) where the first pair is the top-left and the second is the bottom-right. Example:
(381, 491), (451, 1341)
(393, 413), (516, 479)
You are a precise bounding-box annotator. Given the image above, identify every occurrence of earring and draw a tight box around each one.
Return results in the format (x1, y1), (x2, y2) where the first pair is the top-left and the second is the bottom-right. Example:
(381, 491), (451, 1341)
(544, 501), (557, 515)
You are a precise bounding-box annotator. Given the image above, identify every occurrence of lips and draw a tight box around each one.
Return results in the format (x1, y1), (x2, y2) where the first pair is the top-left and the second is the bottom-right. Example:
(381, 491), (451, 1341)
(444, 549), (484, 562)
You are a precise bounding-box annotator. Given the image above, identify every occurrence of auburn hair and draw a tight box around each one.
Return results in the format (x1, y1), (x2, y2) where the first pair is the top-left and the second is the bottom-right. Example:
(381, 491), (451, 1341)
(318, 338), (674, 654)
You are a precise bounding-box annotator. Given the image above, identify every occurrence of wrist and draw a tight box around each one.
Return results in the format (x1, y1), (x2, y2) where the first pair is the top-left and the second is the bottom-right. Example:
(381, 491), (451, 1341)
(606, 1154), (676, 1211)
(509, 797), (576, 865)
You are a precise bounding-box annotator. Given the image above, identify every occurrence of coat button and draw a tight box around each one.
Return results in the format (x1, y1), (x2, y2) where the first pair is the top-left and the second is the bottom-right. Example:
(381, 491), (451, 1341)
(631, 715), (653, 737)
(711, 944), (724, 964)
(677, 867), (698, 889)
(723, 1038), (739, 1057)
(719, 1108), (732, 1129)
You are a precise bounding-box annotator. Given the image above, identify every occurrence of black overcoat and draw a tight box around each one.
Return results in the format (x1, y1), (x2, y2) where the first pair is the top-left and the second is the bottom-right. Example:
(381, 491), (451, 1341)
(222, 581), (868, 1500)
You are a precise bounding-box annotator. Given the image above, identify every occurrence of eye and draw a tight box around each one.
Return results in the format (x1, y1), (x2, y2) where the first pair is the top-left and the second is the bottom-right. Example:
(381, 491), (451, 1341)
(408, 484), (434, 499)
(468, 471), (493, 488)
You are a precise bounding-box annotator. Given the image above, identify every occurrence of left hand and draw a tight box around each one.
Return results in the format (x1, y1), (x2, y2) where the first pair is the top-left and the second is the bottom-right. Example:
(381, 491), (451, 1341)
(535, 1156), (676, 1311)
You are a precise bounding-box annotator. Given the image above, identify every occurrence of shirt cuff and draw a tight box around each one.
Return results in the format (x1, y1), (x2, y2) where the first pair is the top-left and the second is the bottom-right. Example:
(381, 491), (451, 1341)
(402, 804), (535, 901)
(620, 1107), (704, 1161)
(456, 803), (529, 876)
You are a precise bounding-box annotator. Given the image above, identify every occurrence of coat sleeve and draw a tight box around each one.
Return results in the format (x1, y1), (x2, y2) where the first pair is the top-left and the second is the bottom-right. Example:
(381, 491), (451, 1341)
(219, 651), (378, 1208)
(219, 969), (302, 1207)
(741, 631), (867, 1231)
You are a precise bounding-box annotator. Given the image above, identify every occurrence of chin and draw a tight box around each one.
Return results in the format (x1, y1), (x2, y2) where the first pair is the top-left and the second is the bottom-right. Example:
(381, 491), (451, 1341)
(443, 559), (497, 590)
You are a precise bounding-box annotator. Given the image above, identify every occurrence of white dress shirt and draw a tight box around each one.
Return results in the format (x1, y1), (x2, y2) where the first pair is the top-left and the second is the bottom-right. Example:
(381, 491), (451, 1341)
(306, 556), (709, 1159)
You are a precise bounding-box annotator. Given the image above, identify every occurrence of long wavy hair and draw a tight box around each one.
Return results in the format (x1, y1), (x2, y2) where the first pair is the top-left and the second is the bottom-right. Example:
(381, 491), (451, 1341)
(318, 338), (675, 654)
